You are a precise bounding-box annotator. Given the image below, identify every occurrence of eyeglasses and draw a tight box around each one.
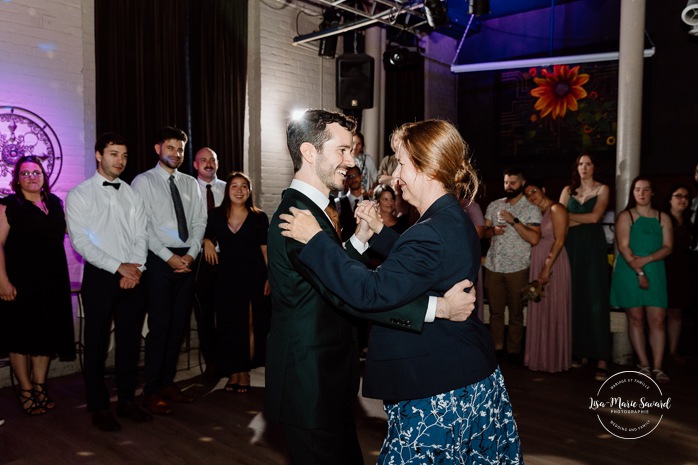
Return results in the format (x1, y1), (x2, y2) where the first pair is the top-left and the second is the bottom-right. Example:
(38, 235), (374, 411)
(19, 170), (43, 178)
(672, 193), (689, 199)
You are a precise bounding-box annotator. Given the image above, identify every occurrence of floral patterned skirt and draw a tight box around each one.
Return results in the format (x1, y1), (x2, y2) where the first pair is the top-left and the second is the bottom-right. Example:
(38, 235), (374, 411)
(379, 367), (523, 465)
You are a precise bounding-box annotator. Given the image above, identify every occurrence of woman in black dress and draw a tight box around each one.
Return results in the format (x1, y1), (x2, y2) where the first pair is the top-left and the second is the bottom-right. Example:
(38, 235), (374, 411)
(203, 172), (269, 393)
(0, 156), (75, 415)
(664, 184), (692, 364)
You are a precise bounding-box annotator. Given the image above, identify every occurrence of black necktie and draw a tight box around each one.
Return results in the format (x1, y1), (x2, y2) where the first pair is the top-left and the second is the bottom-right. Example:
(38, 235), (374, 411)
(353, 198), (359, 212)
(103, 181), (120, 190)
(169, 175), (189, 242)
(206, 184), (215, 211)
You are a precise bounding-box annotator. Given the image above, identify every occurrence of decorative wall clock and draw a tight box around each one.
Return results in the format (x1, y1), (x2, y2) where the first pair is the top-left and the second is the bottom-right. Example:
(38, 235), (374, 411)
(0, 106), (63, 195)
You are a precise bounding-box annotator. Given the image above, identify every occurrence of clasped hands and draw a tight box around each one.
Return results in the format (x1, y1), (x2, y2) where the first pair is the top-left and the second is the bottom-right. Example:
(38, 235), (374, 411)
(279, 200), (383, 244)
(167, 254), (195, 274)
(117, 263), (143, 289)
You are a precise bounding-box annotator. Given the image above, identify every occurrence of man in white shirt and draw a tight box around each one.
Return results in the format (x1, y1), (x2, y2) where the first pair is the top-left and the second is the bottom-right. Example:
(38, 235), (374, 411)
(66, 133), (151, 431)
(335, 165), (366, 242)
(192, 147), (226, 376)
(131, 127), (207, 415)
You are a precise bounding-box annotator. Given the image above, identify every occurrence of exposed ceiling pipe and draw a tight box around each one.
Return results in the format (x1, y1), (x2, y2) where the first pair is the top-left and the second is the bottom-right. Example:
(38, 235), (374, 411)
(292, 0), (428, 46)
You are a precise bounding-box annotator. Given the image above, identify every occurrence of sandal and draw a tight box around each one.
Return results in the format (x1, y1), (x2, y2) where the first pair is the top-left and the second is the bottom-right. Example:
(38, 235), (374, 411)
(236, 384), (250, 394)
(224, 383), (239, 393)
(33, 383), (56, 409)
(637, 365), (652, 378)
(17, 389), (45, 416)
(652, 369), (670, 385)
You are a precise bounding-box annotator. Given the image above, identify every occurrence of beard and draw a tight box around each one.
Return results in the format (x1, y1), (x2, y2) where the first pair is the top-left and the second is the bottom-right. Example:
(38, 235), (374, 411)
(160, 156), (183, 170)
(504, 186), (524, 199)
(316, 150), (345, 192)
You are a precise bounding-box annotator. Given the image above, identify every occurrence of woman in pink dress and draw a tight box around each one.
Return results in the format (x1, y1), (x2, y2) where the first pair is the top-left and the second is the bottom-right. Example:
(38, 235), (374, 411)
(523, 180), (572, 372)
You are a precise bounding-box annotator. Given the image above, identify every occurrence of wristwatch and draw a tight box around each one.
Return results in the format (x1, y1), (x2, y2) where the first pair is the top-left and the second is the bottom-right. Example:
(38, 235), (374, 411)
(513, 217), (520, 224)
(637, 271), (645, 276)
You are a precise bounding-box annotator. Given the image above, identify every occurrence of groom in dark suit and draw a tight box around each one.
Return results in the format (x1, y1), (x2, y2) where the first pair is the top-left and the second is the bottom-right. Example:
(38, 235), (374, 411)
(265, 109), (476, 465)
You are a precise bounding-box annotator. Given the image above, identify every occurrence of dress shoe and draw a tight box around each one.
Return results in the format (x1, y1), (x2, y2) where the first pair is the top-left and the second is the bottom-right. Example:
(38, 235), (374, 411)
(161, 385), (195, 404)
(143, 394), (173, 415)
(92, 410), (122, 432)
(116, 400), (153, 423)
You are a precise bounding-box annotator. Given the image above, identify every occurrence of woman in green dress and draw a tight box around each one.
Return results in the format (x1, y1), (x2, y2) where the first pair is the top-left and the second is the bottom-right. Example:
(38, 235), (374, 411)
(559, 154), (611, 381)
(610, 177), (673, 384)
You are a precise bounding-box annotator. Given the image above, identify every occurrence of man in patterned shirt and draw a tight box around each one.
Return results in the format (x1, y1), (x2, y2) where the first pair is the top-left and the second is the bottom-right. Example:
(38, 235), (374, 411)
(483, 166), (541, 367)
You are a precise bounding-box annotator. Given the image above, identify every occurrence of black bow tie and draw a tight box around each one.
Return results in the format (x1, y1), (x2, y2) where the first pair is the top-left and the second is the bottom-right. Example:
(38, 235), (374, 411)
(103, 181), (121, 190)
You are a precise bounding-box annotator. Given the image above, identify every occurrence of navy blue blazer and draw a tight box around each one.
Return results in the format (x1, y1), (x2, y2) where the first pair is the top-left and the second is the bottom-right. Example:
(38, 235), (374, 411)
(299, 194), (497, 400)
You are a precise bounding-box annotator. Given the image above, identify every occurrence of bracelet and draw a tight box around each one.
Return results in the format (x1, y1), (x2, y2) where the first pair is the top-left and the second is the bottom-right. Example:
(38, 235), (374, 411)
(637, 271), (645, 277)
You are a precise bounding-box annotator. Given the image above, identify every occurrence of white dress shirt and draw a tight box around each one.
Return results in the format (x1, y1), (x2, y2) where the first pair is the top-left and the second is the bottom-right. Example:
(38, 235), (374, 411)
(289, 179), (436, 322)
(66, 172), (148, 274)
(131, 163), (207, 262)
(196, 176), (226, 208)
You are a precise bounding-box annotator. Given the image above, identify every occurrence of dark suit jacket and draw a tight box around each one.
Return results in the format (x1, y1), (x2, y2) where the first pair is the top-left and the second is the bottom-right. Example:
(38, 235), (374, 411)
(299, 194), (497, 400)
(265, 188), (429, 429)
(337, 195), (361, 242)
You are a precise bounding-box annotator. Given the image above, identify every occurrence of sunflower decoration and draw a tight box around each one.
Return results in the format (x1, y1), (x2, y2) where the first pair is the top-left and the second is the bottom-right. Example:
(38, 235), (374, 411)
(530, 65), (590, 120)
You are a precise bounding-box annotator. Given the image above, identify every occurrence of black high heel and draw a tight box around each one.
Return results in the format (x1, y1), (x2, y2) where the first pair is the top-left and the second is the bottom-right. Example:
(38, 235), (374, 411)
(18, 389), (45, 416)
(33, 383), (55, 409)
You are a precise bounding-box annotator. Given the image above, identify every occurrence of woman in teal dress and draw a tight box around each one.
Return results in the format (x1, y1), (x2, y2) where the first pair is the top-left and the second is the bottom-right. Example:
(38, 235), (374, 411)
(610, 177), (673, 384)
(559, 154), (611, 381)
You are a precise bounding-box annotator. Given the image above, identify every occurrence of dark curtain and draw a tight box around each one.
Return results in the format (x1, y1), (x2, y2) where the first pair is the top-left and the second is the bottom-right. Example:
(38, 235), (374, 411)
(189, 0), (248, 178)
(383, 57), (424, 155)
(95, 0), (247, 182)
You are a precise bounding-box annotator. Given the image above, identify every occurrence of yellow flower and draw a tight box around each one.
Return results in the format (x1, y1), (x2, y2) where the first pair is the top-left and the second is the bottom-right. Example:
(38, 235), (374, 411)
(530, 65), (589, 119)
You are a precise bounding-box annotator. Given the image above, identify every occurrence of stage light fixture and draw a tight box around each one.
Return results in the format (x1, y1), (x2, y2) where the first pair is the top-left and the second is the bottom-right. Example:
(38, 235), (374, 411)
(318, 8), (342, 58)
(423, 0), (447, 28)
(382, 48), (420, 69)
(469, 0), (490, 16)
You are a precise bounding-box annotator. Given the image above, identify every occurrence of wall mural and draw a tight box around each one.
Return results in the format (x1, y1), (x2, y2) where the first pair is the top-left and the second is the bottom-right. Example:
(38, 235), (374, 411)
(0, 106), (63, 196)
(499, 62), (618, 161)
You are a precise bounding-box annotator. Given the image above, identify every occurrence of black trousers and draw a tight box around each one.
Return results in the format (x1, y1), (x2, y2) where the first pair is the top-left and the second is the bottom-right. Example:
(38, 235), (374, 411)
(143, 249), (195, 395)
(193, 255), (218, 367)
(81, 263), (145, 412)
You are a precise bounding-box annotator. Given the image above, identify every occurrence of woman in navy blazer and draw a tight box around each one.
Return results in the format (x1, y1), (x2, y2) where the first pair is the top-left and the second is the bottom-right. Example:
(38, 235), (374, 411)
(280, 120), (522, 465)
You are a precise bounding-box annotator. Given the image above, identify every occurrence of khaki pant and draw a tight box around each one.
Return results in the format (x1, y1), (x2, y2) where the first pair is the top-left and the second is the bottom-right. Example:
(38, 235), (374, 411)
(485, 268), (529, 354)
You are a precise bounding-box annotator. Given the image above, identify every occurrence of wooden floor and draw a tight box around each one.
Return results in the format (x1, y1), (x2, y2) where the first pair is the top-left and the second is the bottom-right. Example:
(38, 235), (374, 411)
(1, 353), (697, 465)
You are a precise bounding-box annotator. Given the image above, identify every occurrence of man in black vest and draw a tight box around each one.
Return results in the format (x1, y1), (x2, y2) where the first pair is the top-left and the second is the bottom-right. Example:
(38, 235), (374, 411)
(335, 165), (366, 242)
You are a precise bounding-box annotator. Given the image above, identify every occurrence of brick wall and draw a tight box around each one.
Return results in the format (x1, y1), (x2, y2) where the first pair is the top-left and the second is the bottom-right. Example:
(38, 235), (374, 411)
(249, 1), (339, 216)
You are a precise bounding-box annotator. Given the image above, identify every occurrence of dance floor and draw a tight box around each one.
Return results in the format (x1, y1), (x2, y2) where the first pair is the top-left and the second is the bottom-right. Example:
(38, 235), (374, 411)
(0, 352), (696, 465)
